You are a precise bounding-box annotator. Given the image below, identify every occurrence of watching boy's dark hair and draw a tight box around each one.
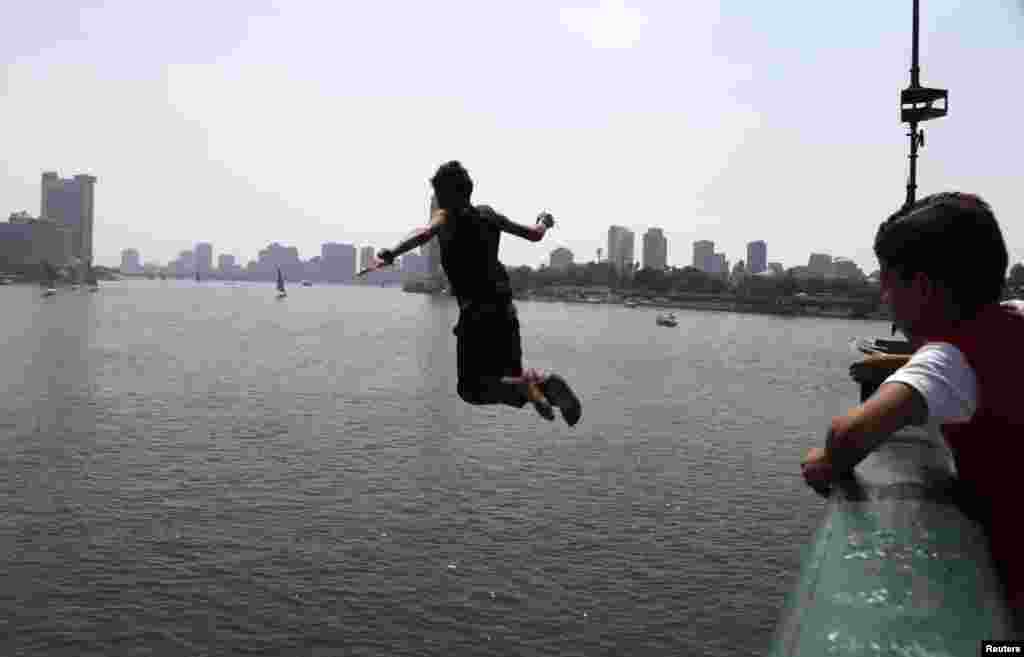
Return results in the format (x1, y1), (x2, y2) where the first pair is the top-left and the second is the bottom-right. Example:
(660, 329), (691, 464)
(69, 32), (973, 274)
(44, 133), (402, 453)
(874, 192), (1007, 319)
(431, 161), (473, 209)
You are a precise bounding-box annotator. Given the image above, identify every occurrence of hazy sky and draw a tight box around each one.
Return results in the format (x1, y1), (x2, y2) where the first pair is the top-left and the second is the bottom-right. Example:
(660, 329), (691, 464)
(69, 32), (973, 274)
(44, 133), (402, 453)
(2, 1), (1021, 272)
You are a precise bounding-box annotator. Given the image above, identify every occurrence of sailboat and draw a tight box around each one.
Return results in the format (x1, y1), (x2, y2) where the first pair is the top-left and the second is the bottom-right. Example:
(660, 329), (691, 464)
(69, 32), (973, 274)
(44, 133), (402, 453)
(276, 268), (287, 299)
(41, 260), (57, 297)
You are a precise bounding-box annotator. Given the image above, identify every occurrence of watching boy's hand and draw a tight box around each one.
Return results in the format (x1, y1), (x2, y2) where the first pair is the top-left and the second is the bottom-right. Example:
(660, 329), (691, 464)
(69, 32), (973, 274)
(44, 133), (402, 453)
(376, 249), (396, 265)
(849, 355), (911, 384)
(801, 447), (834, 497)
(537, 213), (555, 229)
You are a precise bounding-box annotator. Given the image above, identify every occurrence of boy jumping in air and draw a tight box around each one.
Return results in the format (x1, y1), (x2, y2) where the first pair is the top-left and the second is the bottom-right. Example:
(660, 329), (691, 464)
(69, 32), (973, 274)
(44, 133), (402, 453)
(364, 161), (582, 426)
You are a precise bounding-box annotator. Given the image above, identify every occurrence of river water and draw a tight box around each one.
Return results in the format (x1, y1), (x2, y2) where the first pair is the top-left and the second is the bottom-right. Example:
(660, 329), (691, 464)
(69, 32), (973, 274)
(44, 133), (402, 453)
(0, 280), (888, 656)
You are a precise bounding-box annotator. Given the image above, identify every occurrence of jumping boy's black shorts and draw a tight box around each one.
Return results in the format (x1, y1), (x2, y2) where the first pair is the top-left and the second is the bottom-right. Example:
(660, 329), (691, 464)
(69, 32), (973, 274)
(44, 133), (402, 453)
(453, 296), (524, 383)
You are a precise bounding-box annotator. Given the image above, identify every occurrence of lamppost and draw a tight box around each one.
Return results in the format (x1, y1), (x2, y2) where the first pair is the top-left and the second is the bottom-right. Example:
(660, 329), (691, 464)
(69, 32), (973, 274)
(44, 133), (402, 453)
(900, 0), (948, 208)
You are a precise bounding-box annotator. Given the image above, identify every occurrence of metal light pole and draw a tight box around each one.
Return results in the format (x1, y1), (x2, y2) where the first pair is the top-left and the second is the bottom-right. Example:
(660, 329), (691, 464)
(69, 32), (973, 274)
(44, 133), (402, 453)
(901, 0), (948, 208)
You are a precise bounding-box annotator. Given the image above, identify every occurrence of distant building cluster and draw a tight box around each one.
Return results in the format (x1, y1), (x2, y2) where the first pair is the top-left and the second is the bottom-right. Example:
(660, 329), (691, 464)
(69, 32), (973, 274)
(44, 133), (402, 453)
(118, 233), (441, 287)
(593, 225), (669, 275)
(0, 172), (876, 286)
(0, 171), (96, 272)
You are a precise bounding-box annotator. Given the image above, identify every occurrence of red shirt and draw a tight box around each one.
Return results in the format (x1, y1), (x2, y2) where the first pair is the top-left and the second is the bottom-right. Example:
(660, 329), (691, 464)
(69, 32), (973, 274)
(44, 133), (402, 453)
(924, 303), (1024, 606)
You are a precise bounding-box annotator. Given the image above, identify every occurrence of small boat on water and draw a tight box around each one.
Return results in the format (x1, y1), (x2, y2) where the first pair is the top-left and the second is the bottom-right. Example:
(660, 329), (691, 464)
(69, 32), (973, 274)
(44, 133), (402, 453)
(655, 312), (677, 327)
(301, 280), (312, 287)
(624, 300), (639, 308)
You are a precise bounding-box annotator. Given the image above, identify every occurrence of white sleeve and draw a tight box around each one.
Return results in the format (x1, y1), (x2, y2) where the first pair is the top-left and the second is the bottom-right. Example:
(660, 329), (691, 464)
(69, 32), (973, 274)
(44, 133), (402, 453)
(1001, 299), (1024, 314)
(883, 342), (978, 424)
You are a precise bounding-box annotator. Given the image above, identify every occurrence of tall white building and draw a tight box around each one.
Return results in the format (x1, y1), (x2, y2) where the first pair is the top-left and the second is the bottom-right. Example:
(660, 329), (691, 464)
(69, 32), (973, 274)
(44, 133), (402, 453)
(642, 228), (668, 270)
(607, 225), (635, 272)
(693, 240), (714, 272)
(746, 240), (767, 274)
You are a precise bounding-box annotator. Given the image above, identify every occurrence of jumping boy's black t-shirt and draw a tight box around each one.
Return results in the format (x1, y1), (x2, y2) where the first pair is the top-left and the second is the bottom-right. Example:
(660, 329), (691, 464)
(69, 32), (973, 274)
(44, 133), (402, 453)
(437, 205), (513, 304)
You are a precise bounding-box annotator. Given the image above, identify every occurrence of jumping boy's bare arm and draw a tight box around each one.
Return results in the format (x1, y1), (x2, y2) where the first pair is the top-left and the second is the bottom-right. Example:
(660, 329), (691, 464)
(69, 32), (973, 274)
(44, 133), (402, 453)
(374, 208), (448, 265)
(488, 210), (554, 242)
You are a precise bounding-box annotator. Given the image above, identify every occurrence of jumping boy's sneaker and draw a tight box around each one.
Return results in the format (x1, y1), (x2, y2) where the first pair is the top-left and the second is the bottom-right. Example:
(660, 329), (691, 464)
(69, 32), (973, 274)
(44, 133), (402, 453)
(541, 374), (582, 427)
(532, 397), (555, 421)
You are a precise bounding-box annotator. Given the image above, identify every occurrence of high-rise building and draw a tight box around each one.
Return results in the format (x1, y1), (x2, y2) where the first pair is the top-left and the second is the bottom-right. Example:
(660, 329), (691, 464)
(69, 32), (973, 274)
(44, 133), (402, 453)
(693, 240), (714, 272)
(121, 249), (141, 274)
(41, 171), (97, 264)
(746, 240), (767, 274)
(642, 228), (668, 270)
(321, 242), (356, 283)
(359, 246), (376, 272)
(549, 247), (574, 270)
(194, 243), (213, 276)
(769, 262), (785, 276)
(808, 253), (833, 276)
(607, 226), (634, 272)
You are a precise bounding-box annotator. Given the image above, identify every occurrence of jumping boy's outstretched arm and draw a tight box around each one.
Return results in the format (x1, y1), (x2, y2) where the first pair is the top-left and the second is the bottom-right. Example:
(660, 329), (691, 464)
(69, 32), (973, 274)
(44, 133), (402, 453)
(488, 210), (554, 243)
(370, 207), (449, 269)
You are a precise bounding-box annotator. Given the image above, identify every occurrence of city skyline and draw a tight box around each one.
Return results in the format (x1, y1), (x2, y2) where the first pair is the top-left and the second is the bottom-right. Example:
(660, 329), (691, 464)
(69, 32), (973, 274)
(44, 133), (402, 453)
(115, 230), (869, 279)
(2, 3), (1021, 276)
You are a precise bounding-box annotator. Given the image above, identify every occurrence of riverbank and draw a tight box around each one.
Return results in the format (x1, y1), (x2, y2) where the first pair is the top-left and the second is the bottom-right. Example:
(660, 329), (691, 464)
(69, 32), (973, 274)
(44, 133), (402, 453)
(519, 289), (889, 321)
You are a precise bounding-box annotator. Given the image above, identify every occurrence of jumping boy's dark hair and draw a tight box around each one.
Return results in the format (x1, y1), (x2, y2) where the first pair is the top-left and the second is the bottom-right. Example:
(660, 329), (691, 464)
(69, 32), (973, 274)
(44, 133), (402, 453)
(431, 161), (473, 210)
(874, 192), (1008, 319)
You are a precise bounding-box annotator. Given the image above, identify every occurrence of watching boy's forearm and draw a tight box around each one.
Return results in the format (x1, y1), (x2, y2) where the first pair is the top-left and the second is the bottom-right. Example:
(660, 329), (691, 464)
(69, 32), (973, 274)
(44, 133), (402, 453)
(824, 382), (924, 472)
(824, 416), (889, 473)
